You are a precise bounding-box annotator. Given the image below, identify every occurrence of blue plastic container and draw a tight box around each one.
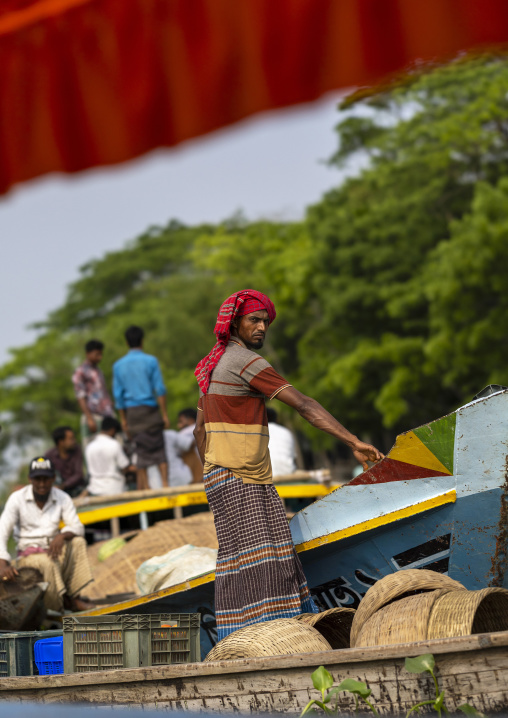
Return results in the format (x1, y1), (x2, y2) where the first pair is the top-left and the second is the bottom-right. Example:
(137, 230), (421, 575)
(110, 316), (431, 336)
(34, 636), (64, 675)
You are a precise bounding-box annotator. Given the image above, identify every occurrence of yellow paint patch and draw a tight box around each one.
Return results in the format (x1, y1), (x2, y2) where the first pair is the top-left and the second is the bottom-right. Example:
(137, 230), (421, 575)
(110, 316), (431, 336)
(295, 490), (456, 553)
(278, 484), (337, 499)
(388, 431), (452, 475)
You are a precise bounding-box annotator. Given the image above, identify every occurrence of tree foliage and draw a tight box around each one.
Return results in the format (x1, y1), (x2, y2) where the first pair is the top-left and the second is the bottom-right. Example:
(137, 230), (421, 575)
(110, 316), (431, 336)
(2, 55), (508, 462)
(303, 55), (508, 431)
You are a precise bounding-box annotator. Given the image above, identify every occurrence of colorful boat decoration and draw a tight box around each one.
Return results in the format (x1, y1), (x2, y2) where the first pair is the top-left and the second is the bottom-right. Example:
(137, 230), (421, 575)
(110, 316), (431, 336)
(84, 388), (508, 659)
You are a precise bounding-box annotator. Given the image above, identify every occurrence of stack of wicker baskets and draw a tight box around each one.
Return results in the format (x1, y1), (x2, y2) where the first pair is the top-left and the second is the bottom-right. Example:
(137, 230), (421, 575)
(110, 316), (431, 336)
(204, 569), (508, 661)
(350, 569), (508, 648)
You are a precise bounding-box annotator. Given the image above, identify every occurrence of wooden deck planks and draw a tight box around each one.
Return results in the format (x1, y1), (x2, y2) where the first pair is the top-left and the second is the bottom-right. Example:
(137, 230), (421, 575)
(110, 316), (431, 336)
(1, 632), (507, 713)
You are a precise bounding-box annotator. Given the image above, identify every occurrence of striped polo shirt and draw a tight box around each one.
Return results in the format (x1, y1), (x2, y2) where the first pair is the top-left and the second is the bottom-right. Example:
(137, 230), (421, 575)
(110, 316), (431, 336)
(198, 339), (291, 484)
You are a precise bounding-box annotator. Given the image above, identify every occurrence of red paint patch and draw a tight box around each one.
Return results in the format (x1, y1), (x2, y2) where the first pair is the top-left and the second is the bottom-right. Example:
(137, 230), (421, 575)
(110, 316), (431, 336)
(350, 458), (448, 486)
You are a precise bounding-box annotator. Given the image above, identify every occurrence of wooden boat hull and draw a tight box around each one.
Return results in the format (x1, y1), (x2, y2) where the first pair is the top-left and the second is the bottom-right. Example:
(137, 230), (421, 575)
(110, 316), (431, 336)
(1, 632), (508, 713)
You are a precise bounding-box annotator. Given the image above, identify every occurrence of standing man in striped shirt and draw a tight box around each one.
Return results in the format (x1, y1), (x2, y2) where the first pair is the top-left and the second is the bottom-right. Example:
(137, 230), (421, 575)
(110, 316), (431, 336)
(194, 289), (383, 641)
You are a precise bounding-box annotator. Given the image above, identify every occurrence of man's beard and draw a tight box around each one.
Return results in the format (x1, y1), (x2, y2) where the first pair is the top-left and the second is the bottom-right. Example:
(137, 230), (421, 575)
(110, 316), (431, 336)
(246, 337), (264, 350)
(32, 490), (49, 504)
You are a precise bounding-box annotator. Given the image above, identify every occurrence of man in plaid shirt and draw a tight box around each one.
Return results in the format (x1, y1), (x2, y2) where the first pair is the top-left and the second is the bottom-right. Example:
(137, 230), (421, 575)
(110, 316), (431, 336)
(72, 339), (114, 448)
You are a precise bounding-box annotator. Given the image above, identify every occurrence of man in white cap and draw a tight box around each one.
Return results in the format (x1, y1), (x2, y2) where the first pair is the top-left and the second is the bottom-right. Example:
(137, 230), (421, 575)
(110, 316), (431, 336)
(0, 456), (94, 612)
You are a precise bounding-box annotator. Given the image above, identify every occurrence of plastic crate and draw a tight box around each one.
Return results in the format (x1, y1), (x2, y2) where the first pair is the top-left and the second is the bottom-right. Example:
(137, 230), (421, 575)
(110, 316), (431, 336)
(0, 630), (63, 677)
(0, 635), (6, 677)
(63, 613), (200, 673)
(34, 636), (64, 675)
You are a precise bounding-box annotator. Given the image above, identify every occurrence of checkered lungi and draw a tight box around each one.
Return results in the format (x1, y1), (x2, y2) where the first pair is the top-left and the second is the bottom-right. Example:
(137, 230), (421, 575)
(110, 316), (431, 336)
(204, 467), (317, 640)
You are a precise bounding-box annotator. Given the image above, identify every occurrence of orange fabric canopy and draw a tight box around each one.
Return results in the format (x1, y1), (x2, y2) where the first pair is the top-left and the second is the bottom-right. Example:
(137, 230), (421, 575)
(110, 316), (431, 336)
(1, 0), (508, 195)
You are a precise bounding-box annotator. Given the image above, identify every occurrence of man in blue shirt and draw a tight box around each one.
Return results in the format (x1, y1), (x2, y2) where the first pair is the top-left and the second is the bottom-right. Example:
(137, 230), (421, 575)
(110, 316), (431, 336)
(113, 326), (170, 489)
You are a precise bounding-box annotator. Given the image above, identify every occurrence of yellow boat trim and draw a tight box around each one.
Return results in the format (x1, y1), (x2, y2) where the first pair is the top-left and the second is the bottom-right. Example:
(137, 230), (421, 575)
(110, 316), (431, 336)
(77, 492), (208, 525)
(76, 484), (337, 525)
(81, 571), (216, 616)
(295, 489), (456, 553)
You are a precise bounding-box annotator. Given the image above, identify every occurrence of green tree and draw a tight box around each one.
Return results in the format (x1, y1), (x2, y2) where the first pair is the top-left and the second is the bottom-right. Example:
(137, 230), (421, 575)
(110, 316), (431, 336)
(300, 55), (508, 435)
(424, 178), (508, 395)
(0, 221), (225, 454)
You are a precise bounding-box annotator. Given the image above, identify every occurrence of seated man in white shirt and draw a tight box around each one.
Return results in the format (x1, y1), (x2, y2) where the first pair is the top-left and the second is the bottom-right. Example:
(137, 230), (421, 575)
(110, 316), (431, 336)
(0, 456), (94, 612)
(267, 407), (299, 477)
(164, 408), (203, 487)
(85, 416), (135, 496)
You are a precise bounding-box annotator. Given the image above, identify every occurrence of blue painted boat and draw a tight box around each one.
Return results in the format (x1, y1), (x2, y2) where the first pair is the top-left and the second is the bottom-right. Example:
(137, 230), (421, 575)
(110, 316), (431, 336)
(293, 386), (508, 611)
(84, 387), (508, 659)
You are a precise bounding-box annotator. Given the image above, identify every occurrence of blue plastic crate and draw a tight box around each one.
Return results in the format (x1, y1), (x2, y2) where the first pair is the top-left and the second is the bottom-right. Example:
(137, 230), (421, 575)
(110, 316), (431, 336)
(0, 630), (62, 677)
(34, 636), (64, 675)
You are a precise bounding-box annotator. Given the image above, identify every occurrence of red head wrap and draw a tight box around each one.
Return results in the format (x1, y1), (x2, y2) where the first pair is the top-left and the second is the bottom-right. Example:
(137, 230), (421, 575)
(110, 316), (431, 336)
(195, 289), (276, 394)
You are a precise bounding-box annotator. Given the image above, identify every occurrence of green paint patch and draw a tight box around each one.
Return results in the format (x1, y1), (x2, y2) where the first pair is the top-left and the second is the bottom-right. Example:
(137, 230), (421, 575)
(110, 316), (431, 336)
(414, 412), (456, 474)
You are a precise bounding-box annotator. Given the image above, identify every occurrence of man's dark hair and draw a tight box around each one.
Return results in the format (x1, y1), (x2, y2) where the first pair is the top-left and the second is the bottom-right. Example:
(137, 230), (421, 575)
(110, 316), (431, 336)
(125, 325), (144, 348)
(179, 408), (197, 422)
(266, 407), (278, 424)
(85, 339), (104, 353)
(52, 426), (73, 445)
(101, 416), (122, 434)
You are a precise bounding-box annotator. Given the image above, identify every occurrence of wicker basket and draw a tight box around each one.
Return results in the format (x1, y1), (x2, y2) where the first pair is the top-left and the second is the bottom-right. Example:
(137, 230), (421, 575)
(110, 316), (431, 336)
(295, 608), (355, 649)
(350, 569), (465, 647)
(204, 618), (332, 662)
(428, 587), (508, 639)
(355, 589), (452, 647)
(86, 513), (218, 600)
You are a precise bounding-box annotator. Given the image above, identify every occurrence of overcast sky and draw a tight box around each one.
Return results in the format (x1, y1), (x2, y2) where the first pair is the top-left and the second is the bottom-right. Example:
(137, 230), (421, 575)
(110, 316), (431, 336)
(0, 92), (348, 365)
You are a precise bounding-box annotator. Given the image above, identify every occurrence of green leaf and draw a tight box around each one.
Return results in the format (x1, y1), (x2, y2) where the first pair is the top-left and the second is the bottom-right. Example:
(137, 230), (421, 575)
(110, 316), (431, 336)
(405, 654), (435, 675)
(300, 699), (324, 716)
(434, 690), (446, 711)
(300, 700), (316, 716)
(311, 666), (334, 693)
(324, 686), (342, 703)
(457, 704), (486, 718)
(406, 699), (435, 718)
(336, 678), (372, 698)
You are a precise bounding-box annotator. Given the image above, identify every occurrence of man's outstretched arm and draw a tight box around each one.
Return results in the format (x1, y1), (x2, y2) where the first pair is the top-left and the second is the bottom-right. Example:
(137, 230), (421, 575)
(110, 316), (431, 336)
(193, 410), (206, 465)
(275, 386), (384, 470)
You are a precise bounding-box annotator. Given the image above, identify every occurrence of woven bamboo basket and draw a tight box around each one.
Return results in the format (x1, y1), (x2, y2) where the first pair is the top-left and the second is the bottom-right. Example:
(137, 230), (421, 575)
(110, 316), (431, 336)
(204, 618), (332, 662)
(427, 587), (508, 639)
(86, 513), (218, 600)
(295, 607), (355, 649)
(355, 589), (452, 647)
(350, 569), (465, 647)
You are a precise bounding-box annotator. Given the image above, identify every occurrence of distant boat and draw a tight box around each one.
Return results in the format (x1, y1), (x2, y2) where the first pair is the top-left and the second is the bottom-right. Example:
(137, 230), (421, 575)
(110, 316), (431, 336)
(83, 387), (508, 659)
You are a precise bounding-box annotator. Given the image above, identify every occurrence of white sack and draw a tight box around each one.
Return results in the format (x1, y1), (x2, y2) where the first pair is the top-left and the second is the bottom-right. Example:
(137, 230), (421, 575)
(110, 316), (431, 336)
(136, 544), (217, 594)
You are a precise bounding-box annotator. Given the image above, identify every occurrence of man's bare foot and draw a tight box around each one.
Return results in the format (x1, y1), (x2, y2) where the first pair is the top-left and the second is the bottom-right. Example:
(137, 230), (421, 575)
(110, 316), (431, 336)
(70, 596), (96, 612)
